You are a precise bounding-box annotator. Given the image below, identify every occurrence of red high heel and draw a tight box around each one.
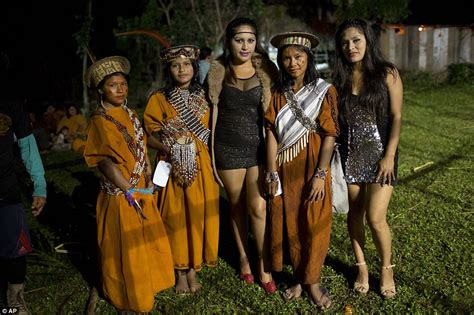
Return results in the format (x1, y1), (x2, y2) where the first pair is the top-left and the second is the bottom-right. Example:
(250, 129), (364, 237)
(239, 273), (254, 284)
(259, 279), (277, 294)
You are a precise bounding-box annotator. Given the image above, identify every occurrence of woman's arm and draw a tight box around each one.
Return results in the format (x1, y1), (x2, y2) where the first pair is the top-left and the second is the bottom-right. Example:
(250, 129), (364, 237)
(145, 152), (154, 189)
(98, 158), (131, 192)
(265, 129), (279, 197)
(307, 135), (335, 202)
(147, 132), (170, 154)
(376, 68), (403, 185)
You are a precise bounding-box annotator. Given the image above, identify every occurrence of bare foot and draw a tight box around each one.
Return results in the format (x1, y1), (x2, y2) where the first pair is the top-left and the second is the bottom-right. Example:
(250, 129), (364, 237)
(175, 270), (190, 294)
(308, 283), (331, 311)
(187, 268), (202, 293)
(282, 283), (303, 301)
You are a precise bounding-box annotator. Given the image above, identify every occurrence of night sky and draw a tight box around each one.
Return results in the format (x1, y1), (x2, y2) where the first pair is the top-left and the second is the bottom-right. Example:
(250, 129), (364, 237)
(1, 0), (473, 107)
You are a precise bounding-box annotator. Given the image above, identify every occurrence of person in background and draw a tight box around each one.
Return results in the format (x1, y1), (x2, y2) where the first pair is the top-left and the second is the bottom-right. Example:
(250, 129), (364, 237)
(144, 45), (219, 294)
(265, 31), (339, 310)
(28, 110), (50, 153)
(83, 55), (174, 313)
(332, 18), (403, 299)
(0, 100), (47, 315)
(56, 104), (87, 153)
(50, 126), (71, 151)
(42, 105), (65, 138)
(206, 17), (278, 294)
(197, 46), (212, 85)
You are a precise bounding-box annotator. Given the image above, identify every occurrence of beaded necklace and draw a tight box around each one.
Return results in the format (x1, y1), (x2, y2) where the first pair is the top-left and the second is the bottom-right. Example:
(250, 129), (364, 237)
(95, 105), (147, 195)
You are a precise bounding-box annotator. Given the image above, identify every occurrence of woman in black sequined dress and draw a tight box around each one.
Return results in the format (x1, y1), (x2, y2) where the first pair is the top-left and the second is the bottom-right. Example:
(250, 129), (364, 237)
(333, 18), (404, 299)
(206, 17), (278, 294)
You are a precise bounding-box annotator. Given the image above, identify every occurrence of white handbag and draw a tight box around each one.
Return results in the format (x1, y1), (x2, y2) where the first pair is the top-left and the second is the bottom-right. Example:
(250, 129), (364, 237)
(330, 145), (349, 214)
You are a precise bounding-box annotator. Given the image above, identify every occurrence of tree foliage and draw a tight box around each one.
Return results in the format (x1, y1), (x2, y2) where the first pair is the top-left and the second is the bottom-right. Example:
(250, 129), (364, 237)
(113, 0), (265, 105)
(330, 0), (411, 24)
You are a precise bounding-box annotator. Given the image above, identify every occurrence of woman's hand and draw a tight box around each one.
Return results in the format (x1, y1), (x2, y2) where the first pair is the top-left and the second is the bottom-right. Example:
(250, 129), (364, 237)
(145, 173), (154, 190)
(376, 155), (395, 186)
(162, 144), (171, 156)
(266, 180), (279, 198)
(31, 196), (46, 216)
(307, 177), (325, 202)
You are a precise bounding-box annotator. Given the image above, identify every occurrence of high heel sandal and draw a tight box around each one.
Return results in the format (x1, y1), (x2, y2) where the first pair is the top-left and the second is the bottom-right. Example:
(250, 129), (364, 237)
(259, 278), (277, 294)
(380, 264), (396, 299)
(239, 256), (254, 284)
(354, 262), (369, 294)
(239, 273), (254, 284)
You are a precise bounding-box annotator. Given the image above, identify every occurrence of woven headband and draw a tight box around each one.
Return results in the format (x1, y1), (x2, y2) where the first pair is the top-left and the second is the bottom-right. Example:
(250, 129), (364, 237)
(160, 45), (200, 63)
(85, 56), (130, 88)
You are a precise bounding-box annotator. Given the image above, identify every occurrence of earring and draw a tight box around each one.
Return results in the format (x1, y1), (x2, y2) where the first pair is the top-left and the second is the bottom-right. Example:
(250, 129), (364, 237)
(123, 98), (128, 107)
(100, 99), (107, 111)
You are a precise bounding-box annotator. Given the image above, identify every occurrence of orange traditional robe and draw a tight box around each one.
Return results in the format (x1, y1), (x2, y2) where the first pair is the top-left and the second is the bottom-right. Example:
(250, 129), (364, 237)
(83, 106), (174, 312)
(144, 91), (219, 271)
(264, 85), (339, 284)
(57, 113), (87, 135)
(57, 113), (88, 153)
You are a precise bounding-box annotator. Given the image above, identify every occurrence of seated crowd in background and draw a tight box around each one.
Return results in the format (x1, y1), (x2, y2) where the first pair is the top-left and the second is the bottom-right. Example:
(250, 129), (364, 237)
(28, 103), (88, 154)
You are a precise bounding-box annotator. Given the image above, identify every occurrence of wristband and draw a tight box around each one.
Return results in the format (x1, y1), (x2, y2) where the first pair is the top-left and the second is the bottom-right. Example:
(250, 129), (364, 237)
(265, 171), (279, 183)
(129, 188), (154, 195)
(314, 168), (328, 181)
(125, 190), (135, 206)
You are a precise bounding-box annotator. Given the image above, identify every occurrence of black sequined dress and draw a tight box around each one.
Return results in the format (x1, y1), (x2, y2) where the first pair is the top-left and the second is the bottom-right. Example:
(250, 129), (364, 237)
(337, 94), (398, 184)
(214, 81), (265, 170)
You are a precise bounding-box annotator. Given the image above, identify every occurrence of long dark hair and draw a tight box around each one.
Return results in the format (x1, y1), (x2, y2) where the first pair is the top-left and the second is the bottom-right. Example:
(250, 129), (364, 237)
(218, 17), (269, 83)
(276, 45), (319, 90)
(162, 58), (202, 98)
(333, 18), (397, 123)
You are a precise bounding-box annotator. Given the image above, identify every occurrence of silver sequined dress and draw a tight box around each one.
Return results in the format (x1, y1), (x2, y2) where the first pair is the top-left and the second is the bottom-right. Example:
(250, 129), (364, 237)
(338, 94), (398, 184)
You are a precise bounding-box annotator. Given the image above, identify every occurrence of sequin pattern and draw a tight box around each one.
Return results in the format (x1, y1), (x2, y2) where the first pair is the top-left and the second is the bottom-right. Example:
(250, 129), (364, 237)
(214, 84), (265, 169)
(345, 105), (383, 183)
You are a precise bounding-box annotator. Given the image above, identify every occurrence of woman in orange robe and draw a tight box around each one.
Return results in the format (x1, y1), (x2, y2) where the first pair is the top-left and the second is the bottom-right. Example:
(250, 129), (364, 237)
(143, 46), (219, 294)
(83, 56), (174, 313)
(56, 104), (88, 153)
(265, 32), (339, 311)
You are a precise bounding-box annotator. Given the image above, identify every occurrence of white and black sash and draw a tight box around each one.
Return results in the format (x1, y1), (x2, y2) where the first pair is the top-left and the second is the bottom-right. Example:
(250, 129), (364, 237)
(275, 79), (332, 165)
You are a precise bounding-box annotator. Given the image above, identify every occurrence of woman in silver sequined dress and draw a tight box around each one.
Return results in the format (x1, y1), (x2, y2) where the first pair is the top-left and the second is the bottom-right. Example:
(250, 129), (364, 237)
(333, 18), (404, 299)
(207, 17), (278, 294)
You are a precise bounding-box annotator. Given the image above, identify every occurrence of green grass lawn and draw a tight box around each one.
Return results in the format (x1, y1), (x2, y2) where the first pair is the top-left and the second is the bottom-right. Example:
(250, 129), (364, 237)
(21, 80), (474, 314)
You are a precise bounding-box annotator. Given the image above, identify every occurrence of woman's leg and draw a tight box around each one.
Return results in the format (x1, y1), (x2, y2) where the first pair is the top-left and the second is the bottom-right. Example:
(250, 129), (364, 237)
(245, 166), (272, 284)
(366, 184), (395, 296)
(347, 184), (370, 289)
(218, 169), (251, 276)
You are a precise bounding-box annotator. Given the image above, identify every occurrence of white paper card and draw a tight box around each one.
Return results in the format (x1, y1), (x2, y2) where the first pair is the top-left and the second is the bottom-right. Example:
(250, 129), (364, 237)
(275, 179), (282, 196)
(153, 161), (172, 187)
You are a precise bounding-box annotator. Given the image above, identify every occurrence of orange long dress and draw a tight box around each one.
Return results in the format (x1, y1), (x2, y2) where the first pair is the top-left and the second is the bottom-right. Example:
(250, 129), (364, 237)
(264, 86), (339, 284)
(83, 106), (175, 312)
(144, 91), (219, 271)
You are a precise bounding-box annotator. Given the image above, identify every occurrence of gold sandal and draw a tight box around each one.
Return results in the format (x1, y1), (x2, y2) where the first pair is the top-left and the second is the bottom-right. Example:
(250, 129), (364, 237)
(354, 262), (369, 294)
(380, 264), (396, 299)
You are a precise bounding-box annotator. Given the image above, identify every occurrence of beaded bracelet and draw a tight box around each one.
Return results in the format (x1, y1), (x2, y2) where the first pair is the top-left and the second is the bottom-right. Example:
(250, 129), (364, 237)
(265, 171), (279, 183)
(129, 188), (154, 195)
(313, 168), (328, 181)
(125, 190), (135, 206)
